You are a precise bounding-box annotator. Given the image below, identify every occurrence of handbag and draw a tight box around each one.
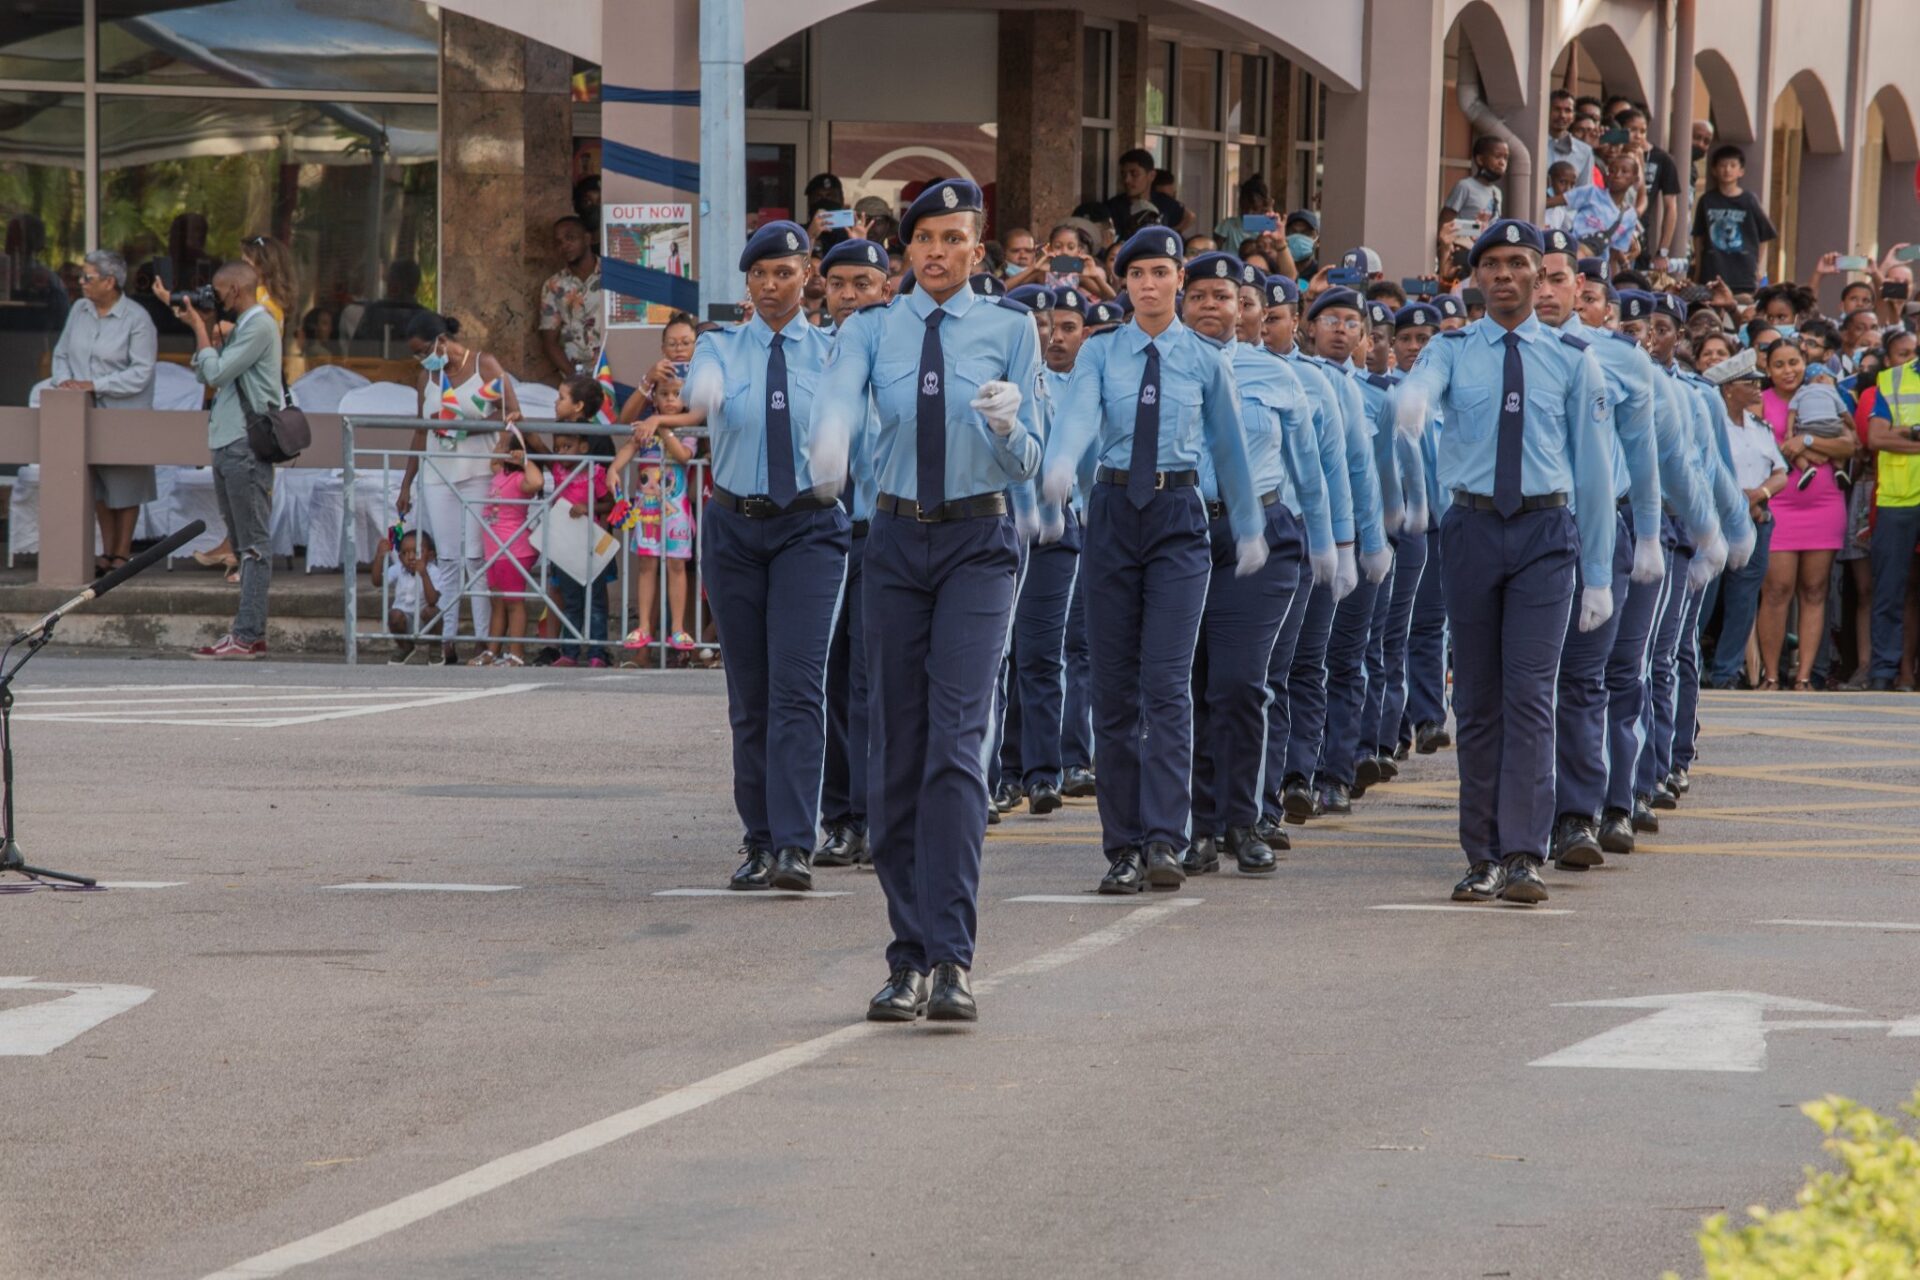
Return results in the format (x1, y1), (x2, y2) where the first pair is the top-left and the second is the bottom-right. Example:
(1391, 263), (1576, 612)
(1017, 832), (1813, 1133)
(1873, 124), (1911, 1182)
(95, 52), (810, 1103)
(236, 374), (311, 464)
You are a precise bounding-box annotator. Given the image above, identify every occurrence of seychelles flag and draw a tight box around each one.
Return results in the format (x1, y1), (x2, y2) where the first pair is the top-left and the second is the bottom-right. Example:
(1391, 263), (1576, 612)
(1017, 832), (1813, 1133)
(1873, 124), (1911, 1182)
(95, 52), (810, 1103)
(436, 370), (459, 420)
(468, 377), (504, 414)
(593, 347), (617, 424)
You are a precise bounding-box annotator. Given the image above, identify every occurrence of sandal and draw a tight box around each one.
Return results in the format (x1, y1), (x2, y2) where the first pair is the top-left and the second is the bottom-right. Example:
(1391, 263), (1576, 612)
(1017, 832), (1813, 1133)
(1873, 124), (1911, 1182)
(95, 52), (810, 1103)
(468, 649), (498, 667)
(668, 631), (695, 651)
(622, 628), (655, 650)
(1793, 678), (1814, 692)
(1759, 677), (1779, 690)
(495, 653), (525, 667)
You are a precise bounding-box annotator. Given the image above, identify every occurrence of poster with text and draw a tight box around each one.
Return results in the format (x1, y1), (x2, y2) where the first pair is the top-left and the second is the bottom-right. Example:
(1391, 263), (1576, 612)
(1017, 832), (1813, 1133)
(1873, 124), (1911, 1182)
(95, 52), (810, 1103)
(604, 203), (692, 328)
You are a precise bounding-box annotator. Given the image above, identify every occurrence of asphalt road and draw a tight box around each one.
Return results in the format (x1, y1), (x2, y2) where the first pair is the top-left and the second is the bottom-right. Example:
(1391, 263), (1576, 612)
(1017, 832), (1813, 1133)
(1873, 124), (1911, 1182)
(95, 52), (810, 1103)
(3, 656), (1919, 1279)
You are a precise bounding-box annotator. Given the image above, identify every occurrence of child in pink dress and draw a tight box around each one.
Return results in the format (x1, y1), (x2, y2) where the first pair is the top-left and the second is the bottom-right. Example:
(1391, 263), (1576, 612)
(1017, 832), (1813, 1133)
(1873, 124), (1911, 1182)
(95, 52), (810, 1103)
(476, 426), (544, 666)
(614, 379), (698, 650)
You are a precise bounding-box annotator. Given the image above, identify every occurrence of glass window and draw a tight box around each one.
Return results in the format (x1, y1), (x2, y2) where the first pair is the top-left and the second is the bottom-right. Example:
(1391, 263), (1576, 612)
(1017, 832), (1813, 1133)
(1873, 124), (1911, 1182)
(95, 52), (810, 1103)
(745, 32), (807, 112)
(0, 90), (85, 406)
(1227, 53), (1264, 136)
(98, 97), (438, 357)
(98, 0), (439, 95)
(1145, 40), (1173, 128)
(1180, 48), (1219, 133)
(746, 141), (796, 224)
(0, 1), (84, 81)
(1176, 137), (1218, 230)
(1081, 27), (1111, 121)
(1081, 125), (1109, 205)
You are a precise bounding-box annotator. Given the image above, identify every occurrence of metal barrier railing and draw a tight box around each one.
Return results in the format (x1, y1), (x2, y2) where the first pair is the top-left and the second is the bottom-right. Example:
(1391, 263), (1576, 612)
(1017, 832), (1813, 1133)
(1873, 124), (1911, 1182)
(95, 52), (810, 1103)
(340, 416), (714, 670)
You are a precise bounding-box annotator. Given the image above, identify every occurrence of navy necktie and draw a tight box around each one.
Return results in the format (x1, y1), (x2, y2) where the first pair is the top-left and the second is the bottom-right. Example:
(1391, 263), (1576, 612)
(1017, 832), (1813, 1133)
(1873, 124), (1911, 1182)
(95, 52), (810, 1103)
(1127, 341), (1161, 509)
(1494, 331), (1525, 518)
(917, 309), (947, 509)
(766, 333), (797, 506)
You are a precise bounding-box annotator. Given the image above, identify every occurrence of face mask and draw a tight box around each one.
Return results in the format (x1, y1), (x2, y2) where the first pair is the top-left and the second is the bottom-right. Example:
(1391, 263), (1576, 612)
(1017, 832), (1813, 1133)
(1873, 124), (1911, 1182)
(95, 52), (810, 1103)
(419, 346), (448, 372)
(1286, 234), (1315, 263)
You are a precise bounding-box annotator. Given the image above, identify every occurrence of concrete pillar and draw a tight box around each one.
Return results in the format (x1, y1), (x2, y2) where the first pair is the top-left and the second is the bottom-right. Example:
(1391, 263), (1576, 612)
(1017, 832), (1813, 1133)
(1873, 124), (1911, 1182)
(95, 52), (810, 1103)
(1799, 1), (1867, 310)
(439, 13), (575, 382)
(37, 389), (91, 587)
(1320, 0), (1446, 272)
(1666, 0), (1698, 257)
(1747, 0), (1775, 206)
(599, 0), (699, 379)
(1504, 0), (1553, 226)
(1115, 20), (1143, 152)
(997, 10), (1084, 236)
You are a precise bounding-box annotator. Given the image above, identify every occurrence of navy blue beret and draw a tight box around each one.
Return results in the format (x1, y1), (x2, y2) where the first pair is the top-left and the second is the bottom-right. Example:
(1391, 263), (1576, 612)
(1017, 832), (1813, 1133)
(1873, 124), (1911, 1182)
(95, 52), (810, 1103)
(1602, 283), (1620, 303)
(1540, 227), (1576, 260)
(1468, 218), (1545, 266)
(1577, 256), (1609, 282)
(1394, 301), (1443, 330)
(1182, 252), (1244, 288)
(1051, 285), (1086, 314)
(818, 237), (888, 275)
(969, 272), (1006, 297)
(1085, 300), (1123, 327)
(1436, 294), (1464, 319)
(1366, 300), (1396, 329)
(1653, 292), (1687, 323)
(739, 220), (810, 271)
(900, 179), (983, 243)
(1007, 284), (1054, 311)
(1113, 291), (1134, 315)
(1617, 289), (1654, 321)
(1238, 261), (1264, 288)
(1305, 287), (1364, 323)
(1114, 226), (1185, 277)
(1262, 275), (1300, 308)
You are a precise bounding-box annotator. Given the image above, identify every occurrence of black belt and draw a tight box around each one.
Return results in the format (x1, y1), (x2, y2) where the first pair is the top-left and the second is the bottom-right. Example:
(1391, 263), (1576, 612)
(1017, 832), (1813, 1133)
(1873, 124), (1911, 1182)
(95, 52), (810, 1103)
(851, 519), (870, 538)
(1451, 490), (1568, 513)
(1096, 466), (1199, 490)
(875, 491), (1009, 523)
(711, 485), (838, 518)
(1206, 489), (1280, 522)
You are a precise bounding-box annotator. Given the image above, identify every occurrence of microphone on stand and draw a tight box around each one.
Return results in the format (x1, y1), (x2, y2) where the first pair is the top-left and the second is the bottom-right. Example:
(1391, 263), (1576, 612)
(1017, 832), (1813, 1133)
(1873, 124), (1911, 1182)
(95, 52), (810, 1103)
(14, 521), (208, 643)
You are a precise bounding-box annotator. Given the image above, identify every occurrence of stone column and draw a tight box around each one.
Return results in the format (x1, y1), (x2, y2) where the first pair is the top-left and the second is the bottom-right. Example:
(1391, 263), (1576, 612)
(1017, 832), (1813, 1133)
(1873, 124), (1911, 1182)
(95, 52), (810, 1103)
(439, 13), (575, 383)
(1115, 20), (1143, 152)
(997, 10), (1084, 236)
(36, 389), (91, 587)
(1320, 0), (1447, 271)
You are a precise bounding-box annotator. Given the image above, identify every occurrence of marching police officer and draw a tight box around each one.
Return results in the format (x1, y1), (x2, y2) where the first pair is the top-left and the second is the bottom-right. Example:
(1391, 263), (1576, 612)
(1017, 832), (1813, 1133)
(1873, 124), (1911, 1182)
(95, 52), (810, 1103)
(683, 221), (851, 893)
(817, 179), (1041, 1023)
(1043, 227), (1265, 895)
(1044, 288), (1099, 799)
(1393, 219), (1616, 905)
(816, 237), (893, 868)
(1179, 253), (1333, 875)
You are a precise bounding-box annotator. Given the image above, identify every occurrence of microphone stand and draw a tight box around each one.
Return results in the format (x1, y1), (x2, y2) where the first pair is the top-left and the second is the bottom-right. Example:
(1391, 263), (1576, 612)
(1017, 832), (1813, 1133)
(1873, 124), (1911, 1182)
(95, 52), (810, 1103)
(0, 616), (95, 886)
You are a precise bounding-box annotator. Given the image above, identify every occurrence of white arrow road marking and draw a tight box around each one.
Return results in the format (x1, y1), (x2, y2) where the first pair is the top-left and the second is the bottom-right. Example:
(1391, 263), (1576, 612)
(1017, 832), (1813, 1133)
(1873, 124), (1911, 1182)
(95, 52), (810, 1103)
(0, 976), (153, 1056)
(1531, 990), (1912, 1072)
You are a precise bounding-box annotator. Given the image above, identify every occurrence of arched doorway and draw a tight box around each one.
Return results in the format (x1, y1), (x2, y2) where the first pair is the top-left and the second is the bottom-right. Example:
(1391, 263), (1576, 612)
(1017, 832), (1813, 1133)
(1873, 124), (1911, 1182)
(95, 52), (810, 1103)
(1770, 69), (1844, 283)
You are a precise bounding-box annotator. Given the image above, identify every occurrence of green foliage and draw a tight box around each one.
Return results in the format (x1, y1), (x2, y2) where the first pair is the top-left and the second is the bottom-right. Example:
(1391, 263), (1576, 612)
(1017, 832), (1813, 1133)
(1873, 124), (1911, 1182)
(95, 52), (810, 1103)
(1664, 1087), (1920, 1280)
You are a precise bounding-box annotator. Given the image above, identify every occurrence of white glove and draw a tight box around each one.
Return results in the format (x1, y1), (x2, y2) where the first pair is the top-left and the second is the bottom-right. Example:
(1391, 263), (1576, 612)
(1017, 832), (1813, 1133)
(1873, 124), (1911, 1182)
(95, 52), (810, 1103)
(1015, 504), (1041, 542)
(1630, 535), (1666, 585)
(1383, 504), (1405, 536)
(1041, 461), (1075, 508)
(970, 379), (1022, 437)
(810, 426), (848, 498)
(1332, 545), (1358, 601)
(1037, 505), (1065, 545)
(1235, 537), (1269, 578)
(686, 360), (727, 429)
(1360, 545), (1394, 584)
(1309, 547), (1338, 587)
(1392, 385), (1430, 442)
(1576, 584), (1615, 633)
(1727, 524), (1757, 571)
(1688, 531), (1728, 592)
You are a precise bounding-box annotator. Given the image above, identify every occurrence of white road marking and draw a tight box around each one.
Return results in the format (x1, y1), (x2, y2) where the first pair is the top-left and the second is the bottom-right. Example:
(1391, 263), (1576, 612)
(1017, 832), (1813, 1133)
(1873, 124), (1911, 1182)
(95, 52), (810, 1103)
(1761, 917), (1920, 932)
(99, 881), (186, 889)
(1371, 904), (1573, 915)
(0, 977), (154, 1056)
(653, 888), (851, 899)
(1008, 894), (1206, 905)
(200, 900), (1197, 1280)
(1531, 990), (1911, 1072)
(324, 883), (520, 893)
(14, 684), (543, 728)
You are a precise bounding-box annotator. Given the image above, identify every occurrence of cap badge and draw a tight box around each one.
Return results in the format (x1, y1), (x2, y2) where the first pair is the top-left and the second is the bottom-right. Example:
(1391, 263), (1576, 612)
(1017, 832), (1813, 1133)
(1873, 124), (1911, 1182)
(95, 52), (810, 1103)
(785, 232), (798, 250)
(1216, 261), (1228, 277)
(941, 185), (958, 209)
(1165, 235), (1178, 255)
(1505, 224), (1521, 243)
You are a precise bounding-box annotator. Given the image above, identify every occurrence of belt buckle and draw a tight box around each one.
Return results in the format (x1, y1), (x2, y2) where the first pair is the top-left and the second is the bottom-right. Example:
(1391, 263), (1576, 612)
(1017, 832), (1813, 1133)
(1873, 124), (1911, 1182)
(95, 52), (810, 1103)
(1154, 471), (1167, 490)
(745, 496), (777, 517)
(915, 500), (940, 524)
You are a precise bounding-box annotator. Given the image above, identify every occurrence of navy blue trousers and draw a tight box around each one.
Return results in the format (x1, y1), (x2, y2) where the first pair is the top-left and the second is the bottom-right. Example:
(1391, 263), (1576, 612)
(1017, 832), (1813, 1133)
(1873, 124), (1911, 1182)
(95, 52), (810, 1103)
(1364, 530), (1429, 756)
(1404, 526), (1449, 733)
(1671, 570), (1708, 771)
(1085, 483), (1211, 856)
(1192, 504), (1305, 836)
(1554, 510), (1631, 821)
(554, 561), (616, 661)
(1440, 505), (1578, 866)
(986, 538), (1032, 785)
(702, 503), (850, 852)
(1261, 573), (1318, 817)
(865, 509), (1019, 973)
(1316, 573), (1382, 787)
(1060, 549), (1094, 770)
(1282, 581), (1337, 784)
(821, 530), (869, 832)
(1637, 557), (1687, 795)
(999, 511), (1081, 788)
(1605, 559), (1668, 813)
(1705, 517), (1771, 686)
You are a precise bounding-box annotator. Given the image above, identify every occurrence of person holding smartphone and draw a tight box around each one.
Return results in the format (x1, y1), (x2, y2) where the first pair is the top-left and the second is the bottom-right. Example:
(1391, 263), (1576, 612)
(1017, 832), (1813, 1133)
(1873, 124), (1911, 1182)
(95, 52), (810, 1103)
(1213, 175), (1278, 256)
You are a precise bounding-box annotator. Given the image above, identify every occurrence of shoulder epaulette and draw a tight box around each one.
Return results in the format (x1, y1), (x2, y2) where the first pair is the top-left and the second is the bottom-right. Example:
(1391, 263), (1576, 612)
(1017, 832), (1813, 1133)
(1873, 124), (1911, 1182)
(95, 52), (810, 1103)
(1558, 331), (1590, 352)
(1365, 372), (1395, 389)
(1609, 330), (1637, 345)
(854, 299), (891, 316)
(1440, 329), (1469, 339)
(993, 296), (1032, 315)
(1084, 327), (1117, 341)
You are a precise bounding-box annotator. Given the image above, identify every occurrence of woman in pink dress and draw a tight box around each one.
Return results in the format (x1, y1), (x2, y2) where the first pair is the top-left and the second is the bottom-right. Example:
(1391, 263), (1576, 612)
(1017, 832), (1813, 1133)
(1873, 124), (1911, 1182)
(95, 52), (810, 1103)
(1753, 340), (1857, 689)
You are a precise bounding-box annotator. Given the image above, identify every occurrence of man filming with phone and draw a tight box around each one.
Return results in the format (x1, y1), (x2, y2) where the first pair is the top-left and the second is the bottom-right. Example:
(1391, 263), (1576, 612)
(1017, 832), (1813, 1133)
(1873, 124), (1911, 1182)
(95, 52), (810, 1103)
(183, 261), (282, 660)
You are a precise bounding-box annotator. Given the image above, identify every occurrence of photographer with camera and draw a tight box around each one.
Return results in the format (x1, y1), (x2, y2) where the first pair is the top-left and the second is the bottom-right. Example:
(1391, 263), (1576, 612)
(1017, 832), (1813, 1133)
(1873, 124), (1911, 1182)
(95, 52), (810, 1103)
(182, 261), (282, 660)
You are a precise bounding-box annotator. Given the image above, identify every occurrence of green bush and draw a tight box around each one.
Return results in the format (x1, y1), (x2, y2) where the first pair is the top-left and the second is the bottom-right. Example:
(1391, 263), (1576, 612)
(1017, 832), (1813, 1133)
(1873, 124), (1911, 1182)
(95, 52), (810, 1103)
(1664, 1087), (1920, 1279)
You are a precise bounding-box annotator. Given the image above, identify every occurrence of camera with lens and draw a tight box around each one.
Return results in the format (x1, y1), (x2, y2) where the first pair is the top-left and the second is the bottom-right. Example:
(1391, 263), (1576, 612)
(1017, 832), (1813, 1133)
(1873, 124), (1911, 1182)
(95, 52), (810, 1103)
(170, 283), (219, 314)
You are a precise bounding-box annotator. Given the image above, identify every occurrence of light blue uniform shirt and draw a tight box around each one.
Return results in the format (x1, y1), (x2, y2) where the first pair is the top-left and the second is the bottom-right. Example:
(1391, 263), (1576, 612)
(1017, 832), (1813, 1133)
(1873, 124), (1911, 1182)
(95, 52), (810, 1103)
(1039, 366), (1097, 514)
(1279, 346), (1358, 545)
(1665, 363), (1755, 548)
(819, 287), (1042, 504)
(1560, 319), (1662, 541)
(1046, 317), (1263, 544)
(688, 310), (837, 497)
(1311, 357), (1390, 556)
(1644, 371), (1720, 541)
(1356, 364), (1433, 539)
(1397, 313), (1618, 586)
(1387, 369), (1446, 533)
(1201, 341), (1334, 557)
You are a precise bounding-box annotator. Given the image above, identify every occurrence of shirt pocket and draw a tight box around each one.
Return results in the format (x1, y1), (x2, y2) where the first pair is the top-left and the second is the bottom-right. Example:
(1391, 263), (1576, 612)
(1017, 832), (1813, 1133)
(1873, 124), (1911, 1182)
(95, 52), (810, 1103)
(872, 359), (917, 426)
(1447, 384), (1492, 445)
(787, 368), (819, 427)
(1526, 387), (1569, 446)
(718, 369), (755, 434)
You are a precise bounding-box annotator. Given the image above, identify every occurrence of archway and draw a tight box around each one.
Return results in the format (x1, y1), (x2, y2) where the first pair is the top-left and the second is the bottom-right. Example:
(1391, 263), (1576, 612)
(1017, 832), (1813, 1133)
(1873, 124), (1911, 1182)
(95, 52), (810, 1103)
(1694, 47), (1755, 145)
(1771, 70), (1845, 285)
(1861, 85), (1920, 259)
(1553, 24), (1649, 111)
(1437, 1), (1529, 226)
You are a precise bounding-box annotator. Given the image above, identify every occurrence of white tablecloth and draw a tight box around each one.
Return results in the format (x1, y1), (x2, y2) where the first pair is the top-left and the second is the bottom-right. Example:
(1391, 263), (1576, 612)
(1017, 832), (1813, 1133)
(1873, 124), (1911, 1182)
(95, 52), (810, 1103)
(304, 470), (402, 572)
